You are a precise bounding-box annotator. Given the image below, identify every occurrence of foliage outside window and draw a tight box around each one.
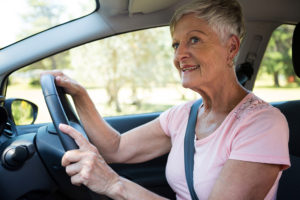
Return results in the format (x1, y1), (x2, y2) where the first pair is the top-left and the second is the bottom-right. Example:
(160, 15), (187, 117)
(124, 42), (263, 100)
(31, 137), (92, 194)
(7, 23), (300, 123)
(253, 24), (300, 102)
(7, 27), (198, 123)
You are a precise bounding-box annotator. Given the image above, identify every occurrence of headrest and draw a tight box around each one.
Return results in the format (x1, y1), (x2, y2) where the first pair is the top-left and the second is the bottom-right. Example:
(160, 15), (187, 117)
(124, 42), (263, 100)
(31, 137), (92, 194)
(292, 23), (300, 77)
(236, 62), (254, 86)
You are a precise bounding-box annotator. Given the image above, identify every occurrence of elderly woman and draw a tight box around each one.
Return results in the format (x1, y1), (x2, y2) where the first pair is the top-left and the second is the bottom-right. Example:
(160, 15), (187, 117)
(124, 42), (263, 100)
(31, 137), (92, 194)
(44, 0), (290, 199)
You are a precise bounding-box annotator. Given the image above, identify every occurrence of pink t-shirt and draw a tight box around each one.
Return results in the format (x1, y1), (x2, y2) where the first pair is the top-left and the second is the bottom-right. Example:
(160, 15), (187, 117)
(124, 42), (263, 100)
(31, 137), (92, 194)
(159, 93), (290, 200)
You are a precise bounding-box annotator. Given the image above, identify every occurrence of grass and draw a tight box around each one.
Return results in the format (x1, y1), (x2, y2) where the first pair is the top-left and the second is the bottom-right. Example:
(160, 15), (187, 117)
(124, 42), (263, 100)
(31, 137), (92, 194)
(253, 75), (300, 102)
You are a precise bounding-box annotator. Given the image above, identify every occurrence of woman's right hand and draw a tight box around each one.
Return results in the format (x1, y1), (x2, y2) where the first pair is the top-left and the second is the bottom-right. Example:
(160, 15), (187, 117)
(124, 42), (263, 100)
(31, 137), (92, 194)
(40, 70), (86, 98)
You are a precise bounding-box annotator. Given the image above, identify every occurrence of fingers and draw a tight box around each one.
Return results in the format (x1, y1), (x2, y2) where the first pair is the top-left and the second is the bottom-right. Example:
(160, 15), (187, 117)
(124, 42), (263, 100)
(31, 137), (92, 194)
(40, 70), (71, 87)
(62, 148), (98, 166)
(70, 167), (91, 186)
(61, 138), (119, 195)
(55, 74), (73, 86)
(70, 173), (84, 186)
(40, 70), (64, 78)
(65, 160), (81, 176)
(63, 152), (93, 186)
(40, 70), (85, 97)
(62, 150), (82, 167)
(59, 124), (89, 149)
(62, 150), (100, 187)
(59, 124), (114, 193)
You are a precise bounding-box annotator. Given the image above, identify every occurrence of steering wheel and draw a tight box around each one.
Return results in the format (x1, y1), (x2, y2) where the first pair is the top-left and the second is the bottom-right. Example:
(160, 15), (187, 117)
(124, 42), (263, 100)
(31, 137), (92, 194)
(40, 74), (87, 151)
(38, 74), (101, 199)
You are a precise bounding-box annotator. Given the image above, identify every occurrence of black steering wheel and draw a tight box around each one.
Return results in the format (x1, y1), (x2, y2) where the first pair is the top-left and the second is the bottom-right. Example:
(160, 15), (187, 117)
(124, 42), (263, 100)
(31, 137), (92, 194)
(38, 74), (101, 199)
(40, 74), (87, 151)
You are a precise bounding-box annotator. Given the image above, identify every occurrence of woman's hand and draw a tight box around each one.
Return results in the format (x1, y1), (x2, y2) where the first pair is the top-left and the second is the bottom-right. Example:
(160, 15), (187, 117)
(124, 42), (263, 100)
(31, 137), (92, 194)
(40, 70), (85, 98)
(59, 124), (121, 196)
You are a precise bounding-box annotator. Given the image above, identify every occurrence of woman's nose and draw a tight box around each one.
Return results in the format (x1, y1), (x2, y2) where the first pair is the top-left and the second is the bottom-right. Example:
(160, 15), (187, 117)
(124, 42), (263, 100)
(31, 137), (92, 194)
(175, 43), (190, 61)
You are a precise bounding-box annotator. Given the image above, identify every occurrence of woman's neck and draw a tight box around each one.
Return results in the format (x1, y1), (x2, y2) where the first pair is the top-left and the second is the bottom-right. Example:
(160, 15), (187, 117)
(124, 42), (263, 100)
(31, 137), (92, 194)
(196, 79), (248, 114)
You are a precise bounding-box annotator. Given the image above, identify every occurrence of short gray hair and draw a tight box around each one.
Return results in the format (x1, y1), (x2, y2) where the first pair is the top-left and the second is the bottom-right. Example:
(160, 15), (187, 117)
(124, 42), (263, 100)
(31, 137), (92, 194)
(170, 0), (245, 42)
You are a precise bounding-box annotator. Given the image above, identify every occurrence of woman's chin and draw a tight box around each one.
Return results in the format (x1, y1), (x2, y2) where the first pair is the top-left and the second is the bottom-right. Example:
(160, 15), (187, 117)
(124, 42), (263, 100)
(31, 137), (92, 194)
(181, 79), (202, 90)
(181, 81), (193, 89)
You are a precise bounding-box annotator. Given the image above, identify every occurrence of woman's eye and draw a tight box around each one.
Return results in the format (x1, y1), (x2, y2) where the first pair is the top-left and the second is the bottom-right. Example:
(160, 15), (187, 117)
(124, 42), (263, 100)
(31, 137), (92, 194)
(172, 42), (179, 50)
(191, 37), (199, 44)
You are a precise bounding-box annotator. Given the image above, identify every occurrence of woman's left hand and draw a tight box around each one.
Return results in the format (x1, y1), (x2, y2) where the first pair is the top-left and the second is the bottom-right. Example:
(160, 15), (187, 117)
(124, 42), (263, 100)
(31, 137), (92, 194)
(59, 124), (120, 196)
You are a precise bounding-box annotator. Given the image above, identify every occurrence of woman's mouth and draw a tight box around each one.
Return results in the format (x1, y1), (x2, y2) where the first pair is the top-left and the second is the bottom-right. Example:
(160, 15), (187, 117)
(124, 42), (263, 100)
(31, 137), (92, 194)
(181, 65), (200, 72)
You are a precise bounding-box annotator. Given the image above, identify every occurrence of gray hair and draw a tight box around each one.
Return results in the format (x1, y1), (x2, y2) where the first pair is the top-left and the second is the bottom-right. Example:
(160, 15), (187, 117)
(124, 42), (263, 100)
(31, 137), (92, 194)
(170, 0), (245, 42)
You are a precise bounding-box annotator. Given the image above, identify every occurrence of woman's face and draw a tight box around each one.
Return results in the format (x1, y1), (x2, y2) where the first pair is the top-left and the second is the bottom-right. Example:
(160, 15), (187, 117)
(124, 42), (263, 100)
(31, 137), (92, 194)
(172, 13), (235, 90)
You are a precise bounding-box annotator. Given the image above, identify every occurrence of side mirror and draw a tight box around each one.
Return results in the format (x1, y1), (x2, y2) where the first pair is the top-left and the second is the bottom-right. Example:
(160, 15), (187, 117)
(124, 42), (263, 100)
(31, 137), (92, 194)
(4, 98), (38, 125)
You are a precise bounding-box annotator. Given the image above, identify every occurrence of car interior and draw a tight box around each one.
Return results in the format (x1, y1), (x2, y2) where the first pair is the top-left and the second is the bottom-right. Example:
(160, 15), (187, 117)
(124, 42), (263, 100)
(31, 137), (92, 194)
(275, 22), (300, 200)
(0, 0), (300, 199)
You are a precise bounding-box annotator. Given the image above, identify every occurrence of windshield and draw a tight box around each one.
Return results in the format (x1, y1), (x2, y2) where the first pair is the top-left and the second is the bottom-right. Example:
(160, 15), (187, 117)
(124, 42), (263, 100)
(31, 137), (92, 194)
(0, 0), (96, 48)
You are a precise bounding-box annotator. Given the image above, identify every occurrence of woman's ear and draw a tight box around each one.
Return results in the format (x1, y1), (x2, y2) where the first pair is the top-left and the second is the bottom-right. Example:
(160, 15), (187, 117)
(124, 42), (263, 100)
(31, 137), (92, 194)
(226, 35), (240, 64)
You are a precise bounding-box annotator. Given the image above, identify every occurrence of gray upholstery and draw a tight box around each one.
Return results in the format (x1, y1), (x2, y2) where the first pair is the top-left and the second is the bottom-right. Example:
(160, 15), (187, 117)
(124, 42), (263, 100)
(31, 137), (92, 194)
(276, 23), (300, 199)
(293, 23), (300, 77)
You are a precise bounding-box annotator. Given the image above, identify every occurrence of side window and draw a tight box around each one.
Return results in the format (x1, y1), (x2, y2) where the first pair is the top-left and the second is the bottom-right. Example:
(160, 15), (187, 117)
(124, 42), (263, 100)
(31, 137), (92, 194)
(6, 27), (197, 123)
(253, 24), (300, 102)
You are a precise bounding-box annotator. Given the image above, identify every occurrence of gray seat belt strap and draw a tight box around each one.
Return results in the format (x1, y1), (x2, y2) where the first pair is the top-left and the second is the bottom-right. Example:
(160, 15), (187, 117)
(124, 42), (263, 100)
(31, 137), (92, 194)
(184, 99), (202, 200)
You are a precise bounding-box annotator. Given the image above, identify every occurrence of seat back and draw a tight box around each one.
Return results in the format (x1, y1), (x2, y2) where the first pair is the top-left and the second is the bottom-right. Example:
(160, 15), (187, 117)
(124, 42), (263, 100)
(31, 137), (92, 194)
(276, 23), (300, 199)
(275, 101), (300, 199)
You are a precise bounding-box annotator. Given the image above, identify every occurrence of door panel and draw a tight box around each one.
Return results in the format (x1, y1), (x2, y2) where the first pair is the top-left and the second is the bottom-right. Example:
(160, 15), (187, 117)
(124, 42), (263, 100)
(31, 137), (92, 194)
(106, 113), (176, 199)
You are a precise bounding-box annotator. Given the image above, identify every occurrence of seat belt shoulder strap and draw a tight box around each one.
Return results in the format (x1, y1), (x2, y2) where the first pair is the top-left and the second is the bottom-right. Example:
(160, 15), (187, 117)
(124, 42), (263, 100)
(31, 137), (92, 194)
(184, 99), (202, 200)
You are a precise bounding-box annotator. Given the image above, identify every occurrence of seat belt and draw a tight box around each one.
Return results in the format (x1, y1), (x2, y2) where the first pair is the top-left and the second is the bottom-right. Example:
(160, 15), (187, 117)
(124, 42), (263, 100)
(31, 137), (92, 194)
(184, 99), (202, 200)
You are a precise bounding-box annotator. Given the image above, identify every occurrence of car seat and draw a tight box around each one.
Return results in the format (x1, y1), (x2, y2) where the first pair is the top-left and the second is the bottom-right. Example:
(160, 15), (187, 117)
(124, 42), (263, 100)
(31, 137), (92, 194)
(275, 22), (300, 200)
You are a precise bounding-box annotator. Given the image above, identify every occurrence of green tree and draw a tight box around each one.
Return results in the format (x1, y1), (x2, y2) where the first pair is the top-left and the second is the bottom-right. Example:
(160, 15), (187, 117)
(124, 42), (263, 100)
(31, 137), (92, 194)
(260, 25), (294, 87)
(70, 27), (176, 112)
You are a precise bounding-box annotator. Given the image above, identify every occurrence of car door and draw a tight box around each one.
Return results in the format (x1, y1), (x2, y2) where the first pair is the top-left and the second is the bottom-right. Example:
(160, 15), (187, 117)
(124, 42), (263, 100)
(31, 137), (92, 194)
(106, 113), (175, 199)
(6, 26), (195, 199)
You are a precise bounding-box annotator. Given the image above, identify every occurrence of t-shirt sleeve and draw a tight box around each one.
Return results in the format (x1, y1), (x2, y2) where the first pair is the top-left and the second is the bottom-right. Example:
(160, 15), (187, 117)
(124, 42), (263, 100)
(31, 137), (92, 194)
(159, 101), (194, 137)
(159, 107), (173, 137)
(229, 108), (290, 170)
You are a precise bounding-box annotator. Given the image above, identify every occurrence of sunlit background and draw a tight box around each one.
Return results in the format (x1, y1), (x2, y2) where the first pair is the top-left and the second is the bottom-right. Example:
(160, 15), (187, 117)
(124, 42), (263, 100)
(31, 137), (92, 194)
(1, 0), (300, 124)
(0, 0), (95, 48)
